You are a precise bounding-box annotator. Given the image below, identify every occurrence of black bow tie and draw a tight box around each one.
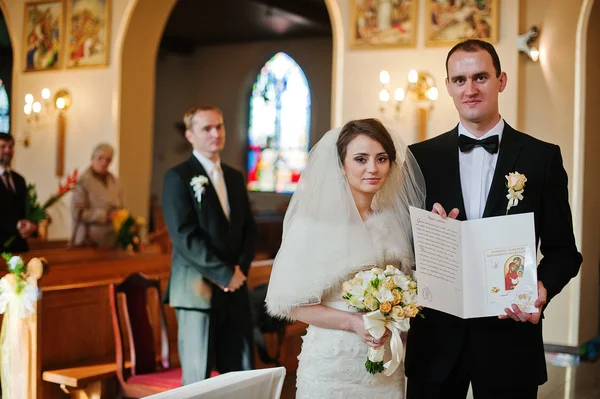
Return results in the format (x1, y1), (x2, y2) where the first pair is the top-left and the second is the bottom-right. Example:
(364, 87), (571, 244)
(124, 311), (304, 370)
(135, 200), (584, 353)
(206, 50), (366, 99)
(458, 134), (499, 154)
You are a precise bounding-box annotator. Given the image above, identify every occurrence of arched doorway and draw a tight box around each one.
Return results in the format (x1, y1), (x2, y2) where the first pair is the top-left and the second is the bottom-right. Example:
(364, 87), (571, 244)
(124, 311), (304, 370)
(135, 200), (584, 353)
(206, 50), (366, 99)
(118, 0), (343, 228)
(576, 0), (600, 342)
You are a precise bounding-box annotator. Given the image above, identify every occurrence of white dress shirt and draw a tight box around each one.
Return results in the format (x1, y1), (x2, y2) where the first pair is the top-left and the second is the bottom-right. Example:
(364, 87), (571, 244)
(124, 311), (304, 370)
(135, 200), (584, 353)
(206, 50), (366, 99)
(193, 150), (230, 218)
(458, 118), (504, 220)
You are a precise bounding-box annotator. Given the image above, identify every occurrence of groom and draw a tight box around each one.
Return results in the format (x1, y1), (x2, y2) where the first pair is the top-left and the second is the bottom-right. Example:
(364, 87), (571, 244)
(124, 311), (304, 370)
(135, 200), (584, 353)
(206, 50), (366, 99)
(162, 105), (257, 384)
(405, 40), (582, 398)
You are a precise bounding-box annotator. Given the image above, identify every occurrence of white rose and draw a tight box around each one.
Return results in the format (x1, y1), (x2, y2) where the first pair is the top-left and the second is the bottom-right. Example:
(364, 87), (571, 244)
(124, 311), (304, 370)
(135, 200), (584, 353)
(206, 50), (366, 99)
(375, 289), (395, 303)
(384, 265), (397, 275)
(402, 291), (414, 305)
(7, 256), (23, 271)
(394, 275), (410, 291)
(505, 172), (527, 191)
(350, 284), (364, 297)
(350, 296), (366, 310)
(365, 296), (379, 311)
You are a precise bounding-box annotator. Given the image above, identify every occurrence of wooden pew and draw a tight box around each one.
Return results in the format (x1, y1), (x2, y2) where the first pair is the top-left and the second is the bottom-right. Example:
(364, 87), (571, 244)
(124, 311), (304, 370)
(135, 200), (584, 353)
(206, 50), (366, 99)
(0, 246), (304, 398)
(0, 247), (302, 399)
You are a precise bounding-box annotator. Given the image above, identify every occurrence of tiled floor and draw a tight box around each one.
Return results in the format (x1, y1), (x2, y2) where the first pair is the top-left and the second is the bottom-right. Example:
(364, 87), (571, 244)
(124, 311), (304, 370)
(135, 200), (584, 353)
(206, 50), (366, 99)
(280, 354), (600, 398)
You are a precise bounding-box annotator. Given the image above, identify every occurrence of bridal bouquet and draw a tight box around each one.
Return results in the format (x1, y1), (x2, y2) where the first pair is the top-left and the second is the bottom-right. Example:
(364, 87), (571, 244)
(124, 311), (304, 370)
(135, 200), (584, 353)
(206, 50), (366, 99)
(112, 209), (144, 253)
(342, 265), (420, 375)
(3, 169), (79, 248)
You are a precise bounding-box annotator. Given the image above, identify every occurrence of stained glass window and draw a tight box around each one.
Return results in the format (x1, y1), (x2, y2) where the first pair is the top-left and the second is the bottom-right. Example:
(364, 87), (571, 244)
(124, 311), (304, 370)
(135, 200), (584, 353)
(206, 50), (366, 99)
(0, 80), (9, 133)
(247, 52), (311, 193)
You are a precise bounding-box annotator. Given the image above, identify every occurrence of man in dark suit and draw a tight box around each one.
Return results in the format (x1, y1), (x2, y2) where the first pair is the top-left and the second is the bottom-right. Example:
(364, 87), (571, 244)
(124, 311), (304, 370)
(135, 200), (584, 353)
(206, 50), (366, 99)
(405, 40), (582, 398)
(162, 105), (257, 385)
(0, 133), (37, 253)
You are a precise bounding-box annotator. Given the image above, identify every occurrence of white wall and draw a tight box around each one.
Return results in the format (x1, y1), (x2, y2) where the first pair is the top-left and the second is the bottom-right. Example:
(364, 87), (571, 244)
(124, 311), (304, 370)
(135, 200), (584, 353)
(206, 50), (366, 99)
(337, 0), (519, 145)
(151, 38), (333, 211)
(4, 0), (132, 240)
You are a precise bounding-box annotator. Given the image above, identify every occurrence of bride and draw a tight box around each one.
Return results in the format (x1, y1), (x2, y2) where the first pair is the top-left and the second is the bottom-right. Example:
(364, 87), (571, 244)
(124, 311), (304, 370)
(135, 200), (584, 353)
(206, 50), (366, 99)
(265, 119), (425, 398)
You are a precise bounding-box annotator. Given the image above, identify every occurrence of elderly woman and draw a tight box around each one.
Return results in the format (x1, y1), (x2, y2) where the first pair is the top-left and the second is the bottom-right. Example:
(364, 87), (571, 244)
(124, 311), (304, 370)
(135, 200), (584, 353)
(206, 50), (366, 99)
(71, 143), (124, 247)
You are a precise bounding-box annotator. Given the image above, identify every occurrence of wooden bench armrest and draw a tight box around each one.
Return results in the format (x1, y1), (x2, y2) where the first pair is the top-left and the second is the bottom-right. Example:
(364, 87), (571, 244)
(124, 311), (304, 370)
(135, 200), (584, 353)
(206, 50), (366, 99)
(42, 361), (131, 388)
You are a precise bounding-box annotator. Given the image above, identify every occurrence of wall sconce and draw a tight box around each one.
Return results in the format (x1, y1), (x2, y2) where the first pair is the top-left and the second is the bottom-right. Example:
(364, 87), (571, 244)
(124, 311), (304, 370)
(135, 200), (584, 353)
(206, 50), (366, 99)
(517, 26), (540, 62)
(22, 88), (53, 146)
(22, 88), (71, 177)
(379, 70), (438, 141)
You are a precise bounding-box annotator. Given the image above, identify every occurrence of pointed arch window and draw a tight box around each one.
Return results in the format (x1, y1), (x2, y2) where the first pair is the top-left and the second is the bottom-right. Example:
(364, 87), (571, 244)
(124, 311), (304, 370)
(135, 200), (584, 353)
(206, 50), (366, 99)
(0, 80), (9, 133)
(247, 52), (311, 193)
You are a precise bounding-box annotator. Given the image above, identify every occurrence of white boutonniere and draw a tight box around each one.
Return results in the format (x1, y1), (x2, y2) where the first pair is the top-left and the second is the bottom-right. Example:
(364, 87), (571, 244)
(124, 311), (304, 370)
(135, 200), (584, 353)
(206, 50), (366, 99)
(505, 171), (527, 214)
(190, 175), (209, 209)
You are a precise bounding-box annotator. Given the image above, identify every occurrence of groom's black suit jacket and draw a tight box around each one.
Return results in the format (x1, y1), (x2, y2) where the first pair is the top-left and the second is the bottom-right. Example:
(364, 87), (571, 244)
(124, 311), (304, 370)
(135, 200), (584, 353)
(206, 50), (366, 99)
(162, 155), (256, 311)
(0, 170), (29, 253)
(405, 123), (582, 387)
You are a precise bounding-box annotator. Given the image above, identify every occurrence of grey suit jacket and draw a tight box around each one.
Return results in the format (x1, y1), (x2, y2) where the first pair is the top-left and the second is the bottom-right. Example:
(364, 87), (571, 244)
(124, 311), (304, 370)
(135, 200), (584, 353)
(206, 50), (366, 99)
(162, 155), (256, 310)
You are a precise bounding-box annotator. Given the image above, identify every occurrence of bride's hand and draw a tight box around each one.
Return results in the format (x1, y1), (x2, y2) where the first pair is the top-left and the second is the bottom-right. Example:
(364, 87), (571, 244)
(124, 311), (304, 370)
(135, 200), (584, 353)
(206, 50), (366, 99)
(350, 313), (390, 348)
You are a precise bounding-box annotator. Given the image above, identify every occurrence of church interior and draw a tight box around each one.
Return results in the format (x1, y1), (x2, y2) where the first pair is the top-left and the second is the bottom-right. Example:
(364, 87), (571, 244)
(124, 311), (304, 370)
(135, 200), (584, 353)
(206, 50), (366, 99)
(0, 0), (599, 398)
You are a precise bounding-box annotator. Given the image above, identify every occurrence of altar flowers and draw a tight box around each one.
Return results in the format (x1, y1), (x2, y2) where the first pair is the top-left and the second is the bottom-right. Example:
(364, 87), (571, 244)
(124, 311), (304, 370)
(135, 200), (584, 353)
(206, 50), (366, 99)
(0, 253), (45, 399)
(3, 169), (78, 248)
(342, 265), (421, 375)
(112, 209), (144, 253)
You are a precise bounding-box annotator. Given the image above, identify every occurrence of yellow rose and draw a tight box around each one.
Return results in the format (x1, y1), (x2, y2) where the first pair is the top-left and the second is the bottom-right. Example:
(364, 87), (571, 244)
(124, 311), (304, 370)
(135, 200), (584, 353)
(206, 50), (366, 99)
(383, 278), (395, 290)
(505, 172), (527, 191)
(342, 281), (353, 294)
(392, 290), (402, 305)
(404, 305), (419, 318)
(365, 297), (379, 311)
(391, 305), (405, 319)
(379, 301), (392, 314)
(112, 209), (130, 231)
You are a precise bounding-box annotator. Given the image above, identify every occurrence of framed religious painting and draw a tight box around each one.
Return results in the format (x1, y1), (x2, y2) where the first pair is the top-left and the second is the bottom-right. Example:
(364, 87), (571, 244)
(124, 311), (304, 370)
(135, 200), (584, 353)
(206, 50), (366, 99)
(23, 0), (63, 72)
(66, 0), (110, 68)
(425, 0), (499, 47)
(350, 0), (418, 50)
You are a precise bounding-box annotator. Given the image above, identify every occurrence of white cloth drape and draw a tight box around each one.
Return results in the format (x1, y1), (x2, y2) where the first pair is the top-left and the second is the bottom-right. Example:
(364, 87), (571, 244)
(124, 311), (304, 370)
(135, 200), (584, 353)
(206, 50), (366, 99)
(145, 367), (286, 399)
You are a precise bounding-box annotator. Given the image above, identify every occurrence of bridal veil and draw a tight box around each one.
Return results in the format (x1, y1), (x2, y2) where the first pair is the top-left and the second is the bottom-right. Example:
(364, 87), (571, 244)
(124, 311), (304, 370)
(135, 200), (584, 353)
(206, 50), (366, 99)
(265, 126), (426, 318)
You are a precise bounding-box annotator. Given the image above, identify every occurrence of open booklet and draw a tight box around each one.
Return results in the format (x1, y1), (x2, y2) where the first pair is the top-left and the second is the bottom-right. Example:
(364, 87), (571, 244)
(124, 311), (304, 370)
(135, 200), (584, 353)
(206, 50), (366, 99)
(409, 206), (538, 319)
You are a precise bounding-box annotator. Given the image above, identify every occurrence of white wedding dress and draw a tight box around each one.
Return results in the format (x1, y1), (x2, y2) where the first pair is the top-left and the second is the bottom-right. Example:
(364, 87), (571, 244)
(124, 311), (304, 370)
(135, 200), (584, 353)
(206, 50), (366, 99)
(295, 211), (410, 399)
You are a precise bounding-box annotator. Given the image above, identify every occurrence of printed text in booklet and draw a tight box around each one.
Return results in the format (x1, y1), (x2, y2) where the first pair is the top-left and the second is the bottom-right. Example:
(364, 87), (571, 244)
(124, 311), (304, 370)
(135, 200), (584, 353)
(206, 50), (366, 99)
(409, 207), (538, 319)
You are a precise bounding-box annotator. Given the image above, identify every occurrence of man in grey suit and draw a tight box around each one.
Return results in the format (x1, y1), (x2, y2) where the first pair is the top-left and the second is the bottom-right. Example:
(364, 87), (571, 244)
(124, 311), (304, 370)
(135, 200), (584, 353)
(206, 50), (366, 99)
(162, 105), (257, 385)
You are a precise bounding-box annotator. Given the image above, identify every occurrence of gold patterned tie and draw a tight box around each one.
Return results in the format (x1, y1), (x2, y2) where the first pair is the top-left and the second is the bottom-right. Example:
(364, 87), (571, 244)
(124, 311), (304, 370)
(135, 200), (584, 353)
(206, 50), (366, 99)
(211, 164), (229, 219)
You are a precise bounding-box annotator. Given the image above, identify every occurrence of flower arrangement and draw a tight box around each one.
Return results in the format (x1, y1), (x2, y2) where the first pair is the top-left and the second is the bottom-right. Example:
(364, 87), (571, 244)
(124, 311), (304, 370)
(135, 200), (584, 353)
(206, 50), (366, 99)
(0, 253), (44, 399)
(0, 253), (43, 317)
(505, 171), (527, 214)
(342, 265), (421, 375)
(112, 209), (144, 253)
(3, 169), (79, 248)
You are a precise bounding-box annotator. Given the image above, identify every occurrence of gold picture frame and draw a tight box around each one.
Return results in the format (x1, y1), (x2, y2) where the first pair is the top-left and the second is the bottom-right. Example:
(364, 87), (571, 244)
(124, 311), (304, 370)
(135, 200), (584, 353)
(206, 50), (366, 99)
(425, 0), (499, 47)
(23, 0), (63, 72)
(350, 0), (418, 50)
(65, 0), (110, 68)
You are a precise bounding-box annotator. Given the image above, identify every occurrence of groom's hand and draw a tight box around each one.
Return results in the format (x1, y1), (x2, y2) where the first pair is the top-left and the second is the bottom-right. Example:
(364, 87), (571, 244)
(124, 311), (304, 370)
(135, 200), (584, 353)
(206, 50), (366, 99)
(499, 281), (547, 324)
(432, 203), (460, 219)
(224, 265), (247, 292)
